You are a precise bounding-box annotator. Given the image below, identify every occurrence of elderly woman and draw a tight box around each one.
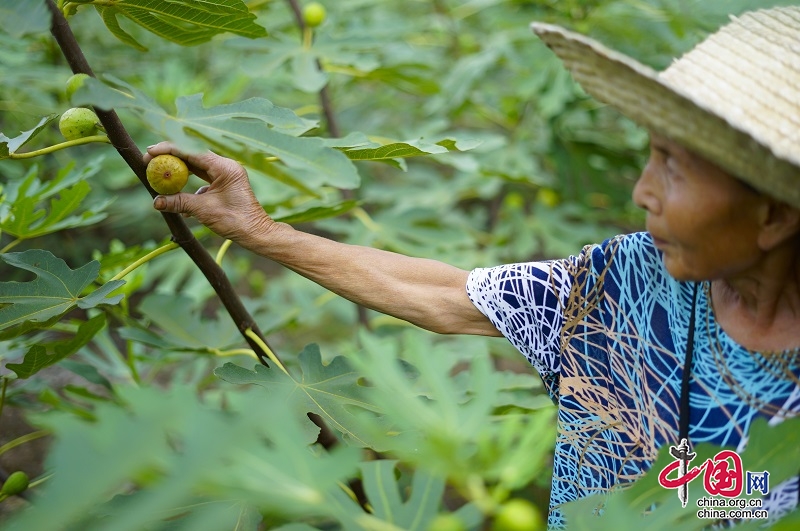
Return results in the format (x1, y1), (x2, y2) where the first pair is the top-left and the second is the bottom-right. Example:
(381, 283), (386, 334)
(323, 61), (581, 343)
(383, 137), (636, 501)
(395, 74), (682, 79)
(146, 5), (800, 528)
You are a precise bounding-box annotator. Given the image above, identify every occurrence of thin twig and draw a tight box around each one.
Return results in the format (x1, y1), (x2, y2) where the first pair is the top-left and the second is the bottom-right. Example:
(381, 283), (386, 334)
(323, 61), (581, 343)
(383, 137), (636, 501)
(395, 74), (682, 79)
(285, 0), (370, 328)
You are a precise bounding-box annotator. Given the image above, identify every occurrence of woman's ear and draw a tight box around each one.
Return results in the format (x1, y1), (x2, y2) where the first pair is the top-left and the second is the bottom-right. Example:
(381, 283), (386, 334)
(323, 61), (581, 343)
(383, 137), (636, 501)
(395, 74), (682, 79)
(757, 199), (800, 251)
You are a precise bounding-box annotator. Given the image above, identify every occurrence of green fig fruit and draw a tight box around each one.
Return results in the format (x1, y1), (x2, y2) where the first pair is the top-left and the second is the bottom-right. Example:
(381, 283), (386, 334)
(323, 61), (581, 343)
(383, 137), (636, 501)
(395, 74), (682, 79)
(1, 471), (30, 496)
(492, 499), (544, 531)
(147, 154), (189, 195)
(58, 107), (100, 141)
(303, 2), (326, 28)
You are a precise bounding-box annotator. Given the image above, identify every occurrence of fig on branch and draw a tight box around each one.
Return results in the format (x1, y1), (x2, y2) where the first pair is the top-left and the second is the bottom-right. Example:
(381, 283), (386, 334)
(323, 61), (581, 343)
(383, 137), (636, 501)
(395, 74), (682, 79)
(65, 73), (90, 101)
(58, 107), (101, 141)
(1, 471), (30, 496)
(303, 2), (326, 28)
(146, 154), (189, 195)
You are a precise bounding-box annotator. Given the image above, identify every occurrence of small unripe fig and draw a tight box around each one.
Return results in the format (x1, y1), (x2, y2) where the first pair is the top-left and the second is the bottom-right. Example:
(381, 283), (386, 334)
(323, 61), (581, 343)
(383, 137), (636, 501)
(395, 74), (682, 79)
(65, 73), (91, 101)
(1, 471), (30, 496)
(303, 2), (326, 28)
(427, 513), (466, 531)
(59, 107), (100, 141)
(147, 154), (189, 195)
(492, 499), (544, 531)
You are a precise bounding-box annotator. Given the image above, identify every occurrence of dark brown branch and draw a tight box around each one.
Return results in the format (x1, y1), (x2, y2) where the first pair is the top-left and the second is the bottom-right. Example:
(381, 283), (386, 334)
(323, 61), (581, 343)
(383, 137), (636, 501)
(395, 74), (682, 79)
(46, 0), (276, 367)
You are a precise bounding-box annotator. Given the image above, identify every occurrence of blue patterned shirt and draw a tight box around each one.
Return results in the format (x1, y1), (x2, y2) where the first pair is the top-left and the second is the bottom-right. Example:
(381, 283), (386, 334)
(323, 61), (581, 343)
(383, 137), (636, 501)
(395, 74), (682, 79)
(466, 232), (799, 528)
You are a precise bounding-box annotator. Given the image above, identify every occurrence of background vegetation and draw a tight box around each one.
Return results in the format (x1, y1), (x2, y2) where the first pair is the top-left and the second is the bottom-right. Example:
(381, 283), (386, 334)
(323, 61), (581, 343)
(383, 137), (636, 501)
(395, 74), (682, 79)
(1, 1), (798, 530)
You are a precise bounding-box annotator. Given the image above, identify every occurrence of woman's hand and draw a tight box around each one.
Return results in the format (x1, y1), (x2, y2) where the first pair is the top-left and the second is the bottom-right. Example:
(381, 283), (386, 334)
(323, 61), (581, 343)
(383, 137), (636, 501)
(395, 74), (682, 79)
(144, 142), (275, 246)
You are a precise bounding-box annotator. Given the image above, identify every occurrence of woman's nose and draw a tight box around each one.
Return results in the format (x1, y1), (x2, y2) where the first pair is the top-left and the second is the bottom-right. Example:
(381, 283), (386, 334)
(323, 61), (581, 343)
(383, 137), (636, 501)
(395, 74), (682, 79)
(632, 160), (661, 215)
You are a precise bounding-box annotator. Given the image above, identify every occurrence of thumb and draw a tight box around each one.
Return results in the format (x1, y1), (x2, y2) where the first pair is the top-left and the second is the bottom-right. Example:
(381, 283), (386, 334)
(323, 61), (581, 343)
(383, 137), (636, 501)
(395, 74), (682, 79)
(153, 193), (197, 215)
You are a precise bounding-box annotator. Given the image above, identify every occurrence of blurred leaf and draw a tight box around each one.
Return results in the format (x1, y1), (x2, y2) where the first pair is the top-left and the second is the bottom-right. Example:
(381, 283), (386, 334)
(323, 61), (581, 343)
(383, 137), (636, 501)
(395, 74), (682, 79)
(120, 293), (243, 352)
(0, 0), (49, 38)
(94, 0), (267, 51)
(0, 159), (110, 241)
(273, 199), (360, 224)
(358, 460), (445, 531)
(346, 331), (555, 487)
(5, 385), (359, 530)
(333, 134), (482, 167)
(0, 250), (124, 330)
(215, 344), (381, 447)
(5, 313), (106, 378)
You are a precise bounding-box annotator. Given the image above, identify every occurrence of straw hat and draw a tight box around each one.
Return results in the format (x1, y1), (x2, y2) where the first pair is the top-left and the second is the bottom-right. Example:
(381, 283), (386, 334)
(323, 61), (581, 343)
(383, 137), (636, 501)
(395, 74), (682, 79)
(531, 6), (800, 209)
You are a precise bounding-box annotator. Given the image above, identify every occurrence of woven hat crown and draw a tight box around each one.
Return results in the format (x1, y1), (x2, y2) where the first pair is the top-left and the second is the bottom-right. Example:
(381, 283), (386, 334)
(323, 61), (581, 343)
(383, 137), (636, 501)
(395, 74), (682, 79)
(532, 6), (800, 208)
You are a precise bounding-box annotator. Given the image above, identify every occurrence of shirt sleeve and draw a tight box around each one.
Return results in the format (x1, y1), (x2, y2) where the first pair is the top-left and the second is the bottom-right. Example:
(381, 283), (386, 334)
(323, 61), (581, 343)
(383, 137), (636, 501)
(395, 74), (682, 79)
(465, 248), (591, 378)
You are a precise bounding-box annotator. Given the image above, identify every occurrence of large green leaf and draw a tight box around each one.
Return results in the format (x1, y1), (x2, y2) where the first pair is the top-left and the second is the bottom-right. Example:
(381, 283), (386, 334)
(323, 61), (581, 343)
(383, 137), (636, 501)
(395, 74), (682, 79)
(0, 0), (50, 38)
(94, 0), (266, 51)
(5, 313), (106, 378)
(73, 77), (361, 190)
(0, 249), (124, 330)
(215, 344), (382, 447)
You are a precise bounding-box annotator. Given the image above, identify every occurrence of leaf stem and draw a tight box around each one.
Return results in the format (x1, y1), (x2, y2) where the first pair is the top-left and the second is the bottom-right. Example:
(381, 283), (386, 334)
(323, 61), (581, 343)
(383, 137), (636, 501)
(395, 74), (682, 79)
(208, 347), (258, 360)
(28, 473), (54, 489)
(0, 239), (23, 254)
(352, 207), (381, 233)
(126, 339), (141, 385)
(110, 241), (180, 282)
(0, 431), (51, 457)
(9, 135), (111, 159)
(0, 378), (7, 422)
(215, 239), (233, 265)
(245, 328), (288, 375)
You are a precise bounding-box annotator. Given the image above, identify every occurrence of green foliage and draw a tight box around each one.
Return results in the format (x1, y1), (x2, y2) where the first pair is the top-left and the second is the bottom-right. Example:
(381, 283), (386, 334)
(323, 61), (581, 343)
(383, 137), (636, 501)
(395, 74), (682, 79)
(92, 0), (268, 51)
(0, 159), (110, 243)
(1, 1), (798, 530)
(0, 0), (51, 38)
(4, 385), (361, 530)
(216, 344), (380, 447)
(0, 249), (123, 331)
(6, 313), (106, 378)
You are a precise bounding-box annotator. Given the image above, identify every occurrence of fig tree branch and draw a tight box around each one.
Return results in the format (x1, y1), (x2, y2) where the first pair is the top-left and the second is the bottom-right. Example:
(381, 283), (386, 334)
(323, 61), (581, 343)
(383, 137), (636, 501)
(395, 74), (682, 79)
(46, 0), (275, 367)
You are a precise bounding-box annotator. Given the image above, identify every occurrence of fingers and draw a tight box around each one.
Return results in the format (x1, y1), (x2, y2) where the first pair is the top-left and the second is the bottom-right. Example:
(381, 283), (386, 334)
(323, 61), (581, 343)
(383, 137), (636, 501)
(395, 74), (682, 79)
(153, 192), (200, 215)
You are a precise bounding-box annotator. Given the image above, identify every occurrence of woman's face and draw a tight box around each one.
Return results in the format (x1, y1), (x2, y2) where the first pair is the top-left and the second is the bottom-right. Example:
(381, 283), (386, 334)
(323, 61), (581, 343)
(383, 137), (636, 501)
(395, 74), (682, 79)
(632, 134), (766, 281)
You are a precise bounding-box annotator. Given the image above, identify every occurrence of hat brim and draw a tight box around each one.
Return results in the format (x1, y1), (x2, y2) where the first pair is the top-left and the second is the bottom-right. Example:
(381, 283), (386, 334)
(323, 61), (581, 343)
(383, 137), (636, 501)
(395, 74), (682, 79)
(531, 22), (800, 209)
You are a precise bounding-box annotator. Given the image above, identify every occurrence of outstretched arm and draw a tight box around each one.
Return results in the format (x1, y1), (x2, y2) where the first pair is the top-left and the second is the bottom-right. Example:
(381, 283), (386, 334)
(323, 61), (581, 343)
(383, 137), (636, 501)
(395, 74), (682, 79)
(145, 143), (501, 337)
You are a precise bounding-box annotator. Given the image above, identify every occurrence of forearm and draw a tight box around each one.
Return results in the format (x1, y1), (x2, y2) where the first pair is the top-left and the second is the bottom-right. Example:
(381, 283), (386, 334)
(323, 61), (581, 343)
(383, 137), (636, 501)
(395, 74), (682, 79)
(241, 222), (501, 336)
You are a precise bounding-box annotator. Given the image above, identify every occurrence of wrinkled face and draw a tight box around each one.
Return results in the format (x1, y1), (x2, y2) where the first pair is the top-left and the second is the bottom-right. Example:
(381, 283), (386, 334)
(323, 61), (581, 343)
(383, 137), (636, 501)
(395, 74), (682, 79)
(632, 134), (766, 281)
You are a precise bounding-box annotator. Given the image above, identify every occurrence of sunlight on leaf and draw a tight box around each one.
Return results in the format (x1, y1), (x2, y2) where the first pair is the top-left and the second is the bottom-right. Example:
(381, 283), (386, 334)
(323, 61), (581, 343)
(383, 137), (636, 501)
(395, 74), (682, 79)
(94, 0), (267, 51)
